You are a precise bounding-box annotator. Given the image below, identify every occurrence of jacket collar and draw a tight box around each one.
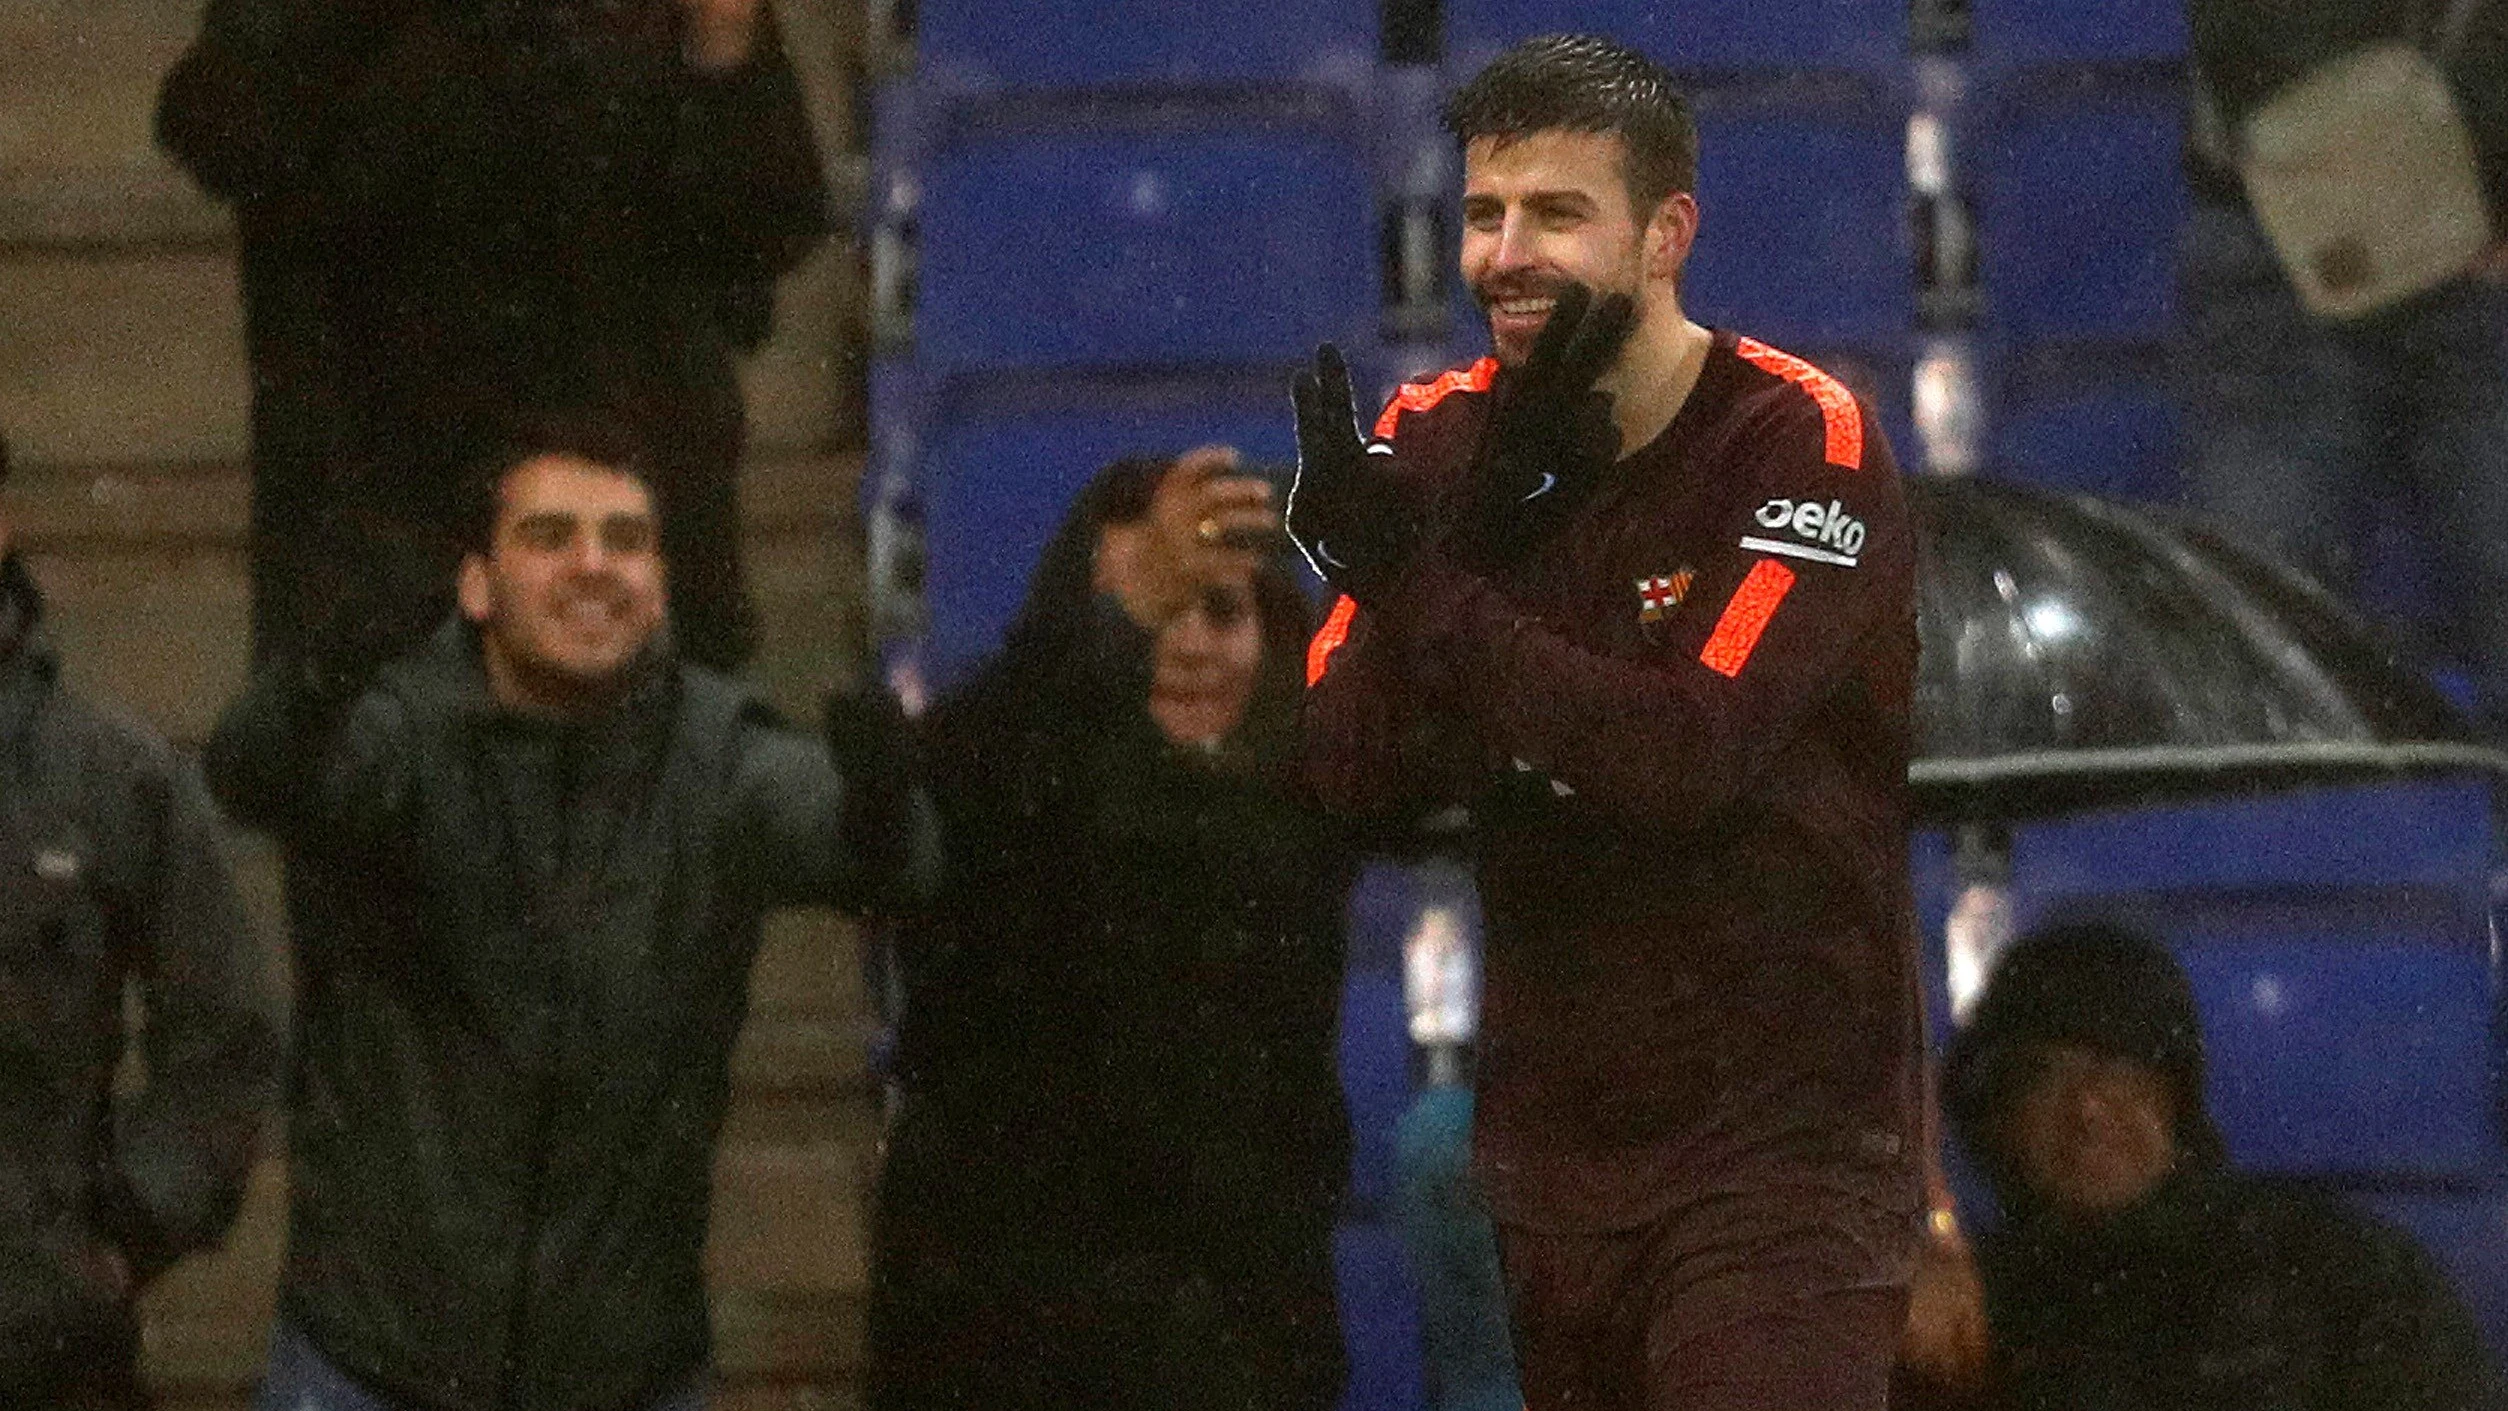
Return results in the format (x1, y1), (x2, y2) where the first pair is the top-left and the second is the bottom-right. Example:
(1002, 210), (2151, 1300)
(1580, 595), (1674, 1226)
(399, 615), (684, 764)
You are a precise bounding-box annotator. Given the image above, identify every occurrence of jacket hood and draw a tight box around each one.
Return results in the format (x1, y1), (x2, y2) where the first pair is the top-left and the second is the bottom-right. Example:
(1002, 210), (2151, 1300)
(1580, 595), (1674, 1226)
(1944, 921), (2226, 1218)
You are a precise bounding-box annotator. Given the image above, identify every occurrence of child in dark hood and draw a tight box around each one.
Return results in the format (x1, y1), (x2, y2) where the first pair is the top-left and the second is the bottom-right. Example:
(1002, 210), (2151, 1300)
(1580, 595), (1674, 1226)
(1900, 922), (2498, 1411)
(869, 449), (1356, 1411)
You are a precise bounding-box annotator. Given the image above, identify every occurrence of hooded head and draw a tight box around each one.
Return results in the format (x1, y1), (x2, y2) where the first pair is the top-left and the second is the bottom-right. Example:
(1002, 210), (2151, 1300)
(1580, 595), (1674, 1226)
(1945, 921), (2225, 1225)
(970, 455), (1315, 768)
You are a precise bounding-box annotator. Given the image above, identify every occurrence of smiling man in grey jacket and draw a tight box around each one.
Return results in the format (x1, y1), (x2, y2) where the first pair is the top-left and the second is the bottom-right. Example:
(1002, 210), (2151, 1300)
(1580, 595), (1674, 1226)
(206, 410), (936, 1411)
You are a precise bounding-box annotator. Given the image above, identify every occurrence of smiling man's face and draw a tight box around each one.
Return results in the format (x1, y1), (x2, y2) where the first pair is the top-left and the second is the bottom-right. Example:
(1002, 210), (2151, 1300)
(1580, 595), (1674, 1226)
(1461, 128), (1658, 365)
(457, 453), (667, 714)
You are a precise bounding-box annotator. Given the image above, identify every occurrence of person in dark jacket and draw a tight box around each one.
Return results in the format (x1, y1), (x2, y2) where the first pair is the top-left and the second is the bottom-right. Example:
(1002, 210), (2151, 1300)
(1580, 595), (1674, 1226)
(0, 431), (282, 1411)
(204, 413), (936, 1411)
(867, 448), (1355, 1411)
(1293, 35), (1922, 1411)
(1898, 921), (2500, 1411)
(156, 0), (830, 671)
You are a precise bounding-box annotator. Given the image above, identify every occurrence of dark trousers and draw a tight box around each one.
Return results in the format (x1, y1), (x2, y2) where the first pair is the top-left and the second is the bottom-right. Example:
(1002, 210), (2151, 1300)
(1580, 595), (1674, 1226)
(869, 1099), (1345, 1411)
(1495, 1154), (1916, 1411)
(2179, 200), (2508, 736)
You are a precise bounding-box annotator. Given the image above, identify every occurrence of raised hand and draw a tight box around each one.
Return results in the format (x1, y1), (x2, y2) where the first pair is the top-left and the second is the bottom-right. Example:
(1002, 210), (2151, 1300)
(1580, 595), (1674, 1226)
(1288, 344), (1421, 603)
(1095, 446), (1277, 629)
(1450, 282), (1634, 572)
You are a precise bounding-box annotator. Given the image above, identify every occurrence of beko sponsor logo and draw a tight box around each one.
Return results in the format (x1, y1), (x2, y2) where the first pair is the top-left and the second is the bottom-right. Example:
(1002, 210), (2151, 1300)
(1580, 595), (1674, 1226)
(1744, 497), (1866, 566)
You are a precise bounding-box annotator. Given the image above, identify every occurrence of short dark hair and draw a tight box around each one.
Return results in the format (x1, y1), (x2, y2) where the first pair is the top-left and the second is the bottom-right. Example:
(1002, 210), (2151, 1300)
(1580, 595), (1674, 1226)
(1443, 33), (1698, 216)
(458, 407), (657, 554)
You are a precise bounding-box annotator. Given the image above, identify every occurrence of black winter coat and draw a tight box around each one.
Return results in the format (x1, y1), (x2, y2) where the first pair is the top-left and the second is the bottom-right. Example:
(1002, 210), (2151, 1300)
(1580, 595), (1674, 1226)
(871, 463), (1354, 1411)
(0, 557), (279, 1405)
(206, 621), (934, 1411)
(887, 600), (1356, 1246)
(1965, 1168), (2501, 1411)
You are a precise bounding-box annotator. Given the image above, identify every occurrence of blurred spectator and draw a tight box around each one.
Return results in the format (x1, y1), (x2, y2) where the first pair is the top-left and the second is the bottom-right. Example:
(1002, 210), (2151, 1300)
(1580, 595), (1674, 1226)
(156, 0), (830, 671)
(1394, 1084), (1523, 1411)
(1390, 867), (1522, 1411)
(2180, 0), (2508, 730)
(203, 414), (935, 1411)
(1899, 921), (2498, 1410)
(0, 430), (281, 1411)
(868, 449), (1354, 1411)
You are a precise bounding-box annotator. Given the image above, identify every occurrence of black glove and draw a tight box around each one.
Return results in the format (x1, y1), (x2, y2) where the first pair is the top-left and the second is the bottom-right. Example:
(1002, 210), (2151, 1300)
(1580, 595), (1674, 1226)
(1289, 343), (1422, 604)
(824, 680), (922, 886)
(1448, 283), (1635, 572)
(826, 681), (917, 805)
(294, 561), (442, 711)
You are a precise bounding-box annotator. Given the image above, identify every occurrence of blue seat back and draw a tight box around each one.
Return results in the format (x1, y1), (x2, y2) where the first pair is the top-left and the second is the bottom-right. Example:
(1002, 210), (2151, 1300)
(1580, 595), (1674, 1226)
(1921, 782), (2507, 1184)
(1972, 80), (2187, 344)
(1970, 0), (2188, 67)
(916, 111), (1379, 372)
(1684, 93), (1912, 348)
(918, 0), (1374, 92)
(1446, 0), (1909, 76)
(1989, 352), (2181, 503)
(912, 373), (1306, 686)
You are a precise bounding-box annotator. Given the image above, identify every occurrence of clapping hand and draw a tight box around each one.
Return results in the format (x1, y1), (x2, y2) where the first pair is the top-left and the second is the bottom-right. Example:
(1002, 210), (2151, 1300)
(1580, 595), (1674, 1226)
(1449, 282), (1634, 572)
(1288, 344), (1421, 603)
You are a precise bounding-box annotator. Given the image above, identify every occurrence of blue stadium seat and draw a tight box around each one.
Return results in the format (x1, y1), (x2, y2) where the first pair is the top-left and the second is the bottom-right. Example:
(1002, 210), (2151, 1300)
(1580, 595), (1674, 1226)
(1342, 860), (1433, 1213)
(1971, 78), (2188, 344)
(1989, 351), (2181, 503)
(917, 0), (1374, 93)
(903, 370), (1309, 686)
(910, 100), (1380, 372)
(1335, 1221), (1428, 1411)
(1446, 0), (1908, 77)
(1970, 0), (2188, 67)
(1683, 93), (1912, 349)
(1340, 863), (1433, 1411)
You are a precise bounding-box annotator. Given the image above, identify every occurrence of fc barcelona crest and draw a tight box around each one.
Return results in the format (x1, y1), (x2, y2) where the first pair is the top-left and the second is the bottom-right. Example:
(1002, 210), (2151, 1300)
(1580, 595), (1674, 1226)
(1635, 568), (1695, 623)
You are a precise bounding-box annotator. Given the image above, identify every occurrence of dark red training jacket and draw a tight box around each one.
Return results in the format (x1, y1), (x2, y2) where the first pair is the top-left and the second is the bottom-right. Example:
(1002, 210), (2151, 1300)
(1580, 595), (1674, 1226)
(1303, 330), (1924, 1232)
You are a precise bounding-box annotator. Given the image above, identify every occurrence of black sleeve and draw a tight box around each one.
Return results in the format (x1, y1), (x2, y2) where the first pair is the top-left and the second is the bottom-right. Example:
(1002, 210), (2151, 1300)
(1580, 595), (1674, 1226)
(155, 0), (406, 213)
(654, 19), (833, 290)
(722, 706), (942, 915)
(938, 596), (1172, 811)
(100, 751), (280, 1281)
(2453, 0), (2508, 221)
(202, 666), (413, 854)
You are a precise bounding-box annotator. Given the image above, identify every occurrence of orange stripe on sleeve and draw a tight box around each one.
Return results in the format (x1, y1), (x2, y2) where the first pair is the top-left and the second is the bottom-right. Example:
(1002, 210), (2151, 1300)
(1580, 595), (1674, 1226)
(1698, 559), (1797, 679)
(1305, 594), (1359, 687)
(1733, 338), (1864, 471)
(1371, 357), (1500, 439)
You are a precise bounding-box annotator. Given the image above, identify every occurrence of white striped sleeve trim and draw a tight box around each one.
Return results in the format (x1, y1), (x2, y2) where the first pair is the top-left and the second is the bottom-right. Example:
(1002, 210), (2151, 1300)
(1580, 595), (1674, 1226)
(1736, 535), (1859, 568)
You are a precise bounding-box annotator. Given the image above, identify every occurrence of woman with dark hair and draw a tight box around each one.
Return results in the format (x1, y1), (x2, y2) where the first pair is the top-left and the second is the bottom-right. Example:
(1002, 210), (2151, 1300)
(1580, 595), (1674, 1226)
(869, 448), (1356, 1411)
